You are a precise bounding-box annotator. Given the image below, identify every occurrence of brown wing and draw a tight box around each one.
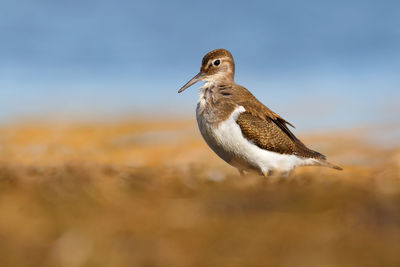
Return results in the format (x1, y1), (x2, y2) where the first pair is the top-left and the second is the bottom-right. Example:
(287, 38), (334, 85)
(232, 86), (326, 160)
(237, 112), (325, 159)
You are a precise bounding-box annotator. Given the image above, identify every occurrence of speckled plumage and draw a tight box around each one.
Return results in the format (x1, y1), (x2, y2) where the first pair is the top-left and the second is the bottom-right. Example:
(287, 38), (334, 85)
(237, 112), (325, 159)
(179, 48), (342, 175)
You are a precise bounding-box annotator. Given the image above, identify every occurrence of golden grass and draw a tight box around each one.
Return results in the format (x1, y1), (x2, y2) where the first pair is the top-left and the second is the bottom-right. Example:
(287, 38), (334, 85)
(0, 119), (399, 267)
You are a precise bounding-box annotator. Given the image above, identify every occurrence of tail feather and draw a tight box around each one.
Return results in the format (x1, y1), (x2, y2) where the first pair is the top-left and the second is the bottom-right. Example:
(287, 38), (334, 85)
(314, 160), (343, 171)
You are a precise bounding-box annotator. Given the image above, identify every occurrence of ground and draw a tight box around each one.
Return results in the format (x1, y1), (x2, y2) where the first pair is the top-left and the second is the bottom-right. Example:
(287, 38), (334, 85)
(0, 119), (399, 267)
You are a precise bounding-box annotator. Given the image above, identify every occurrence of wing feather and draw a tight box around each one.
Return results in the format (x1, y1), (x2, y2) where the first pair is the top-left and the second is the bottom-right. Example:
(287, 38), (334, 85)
(231, 86), (326, 160)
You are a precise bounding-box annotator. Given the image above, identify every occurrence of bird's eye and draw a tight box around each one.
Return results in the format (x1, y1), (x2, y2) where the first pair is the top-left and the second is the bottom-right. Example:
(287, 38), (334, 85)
(213, 59), (221, 66)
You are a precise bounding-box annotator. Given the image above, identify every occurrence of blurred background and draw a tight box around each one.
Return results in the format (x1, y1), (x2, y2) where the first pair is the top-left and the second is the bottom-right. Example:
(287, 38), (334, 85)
(1, 0), (399, 130)
(1, 1), (400, 267)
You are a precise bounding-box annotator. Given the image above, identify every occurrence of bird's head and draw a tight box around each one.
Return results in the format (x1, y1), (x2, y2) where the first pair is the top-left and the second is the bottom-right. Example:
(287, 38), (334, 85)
(178, 48), (235, 93)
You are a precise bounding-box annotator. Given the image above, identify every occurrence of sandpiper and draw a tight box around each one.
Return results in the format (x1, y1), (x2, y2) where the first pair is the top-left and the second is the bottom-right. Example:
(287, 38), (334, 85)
(178, 49), (342, 176)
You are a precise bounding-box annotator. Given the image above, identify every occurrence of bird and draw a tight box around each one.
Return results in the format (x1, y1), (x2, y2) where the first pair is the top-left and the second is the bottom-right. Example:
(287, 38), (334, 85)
(178, 48), (342, 177)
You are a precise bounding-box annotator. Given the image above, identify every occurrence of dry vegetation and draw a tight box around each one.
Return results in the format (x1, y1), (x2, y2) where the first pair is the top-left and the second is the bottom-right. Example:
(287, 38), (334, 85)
(0, 119), (399, 267)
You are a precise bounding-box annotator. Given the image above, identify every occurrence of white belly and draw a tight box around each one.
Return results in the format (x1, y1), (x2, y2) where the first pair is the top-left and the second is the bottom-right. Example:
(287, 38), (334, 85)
(196, 105), (317, 175)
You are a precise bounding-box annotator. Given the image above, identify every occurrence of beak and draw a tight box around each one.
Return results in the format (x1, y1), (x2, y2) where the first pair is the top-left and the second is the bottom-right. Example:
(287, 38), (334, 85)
(178, 72), (205, 93)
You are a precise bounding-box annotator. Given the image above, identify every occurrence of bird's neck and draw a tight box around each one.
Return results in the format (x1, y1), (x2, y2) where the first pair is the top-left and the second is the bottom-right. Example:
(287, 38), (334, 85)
(202, 76), (234, 89)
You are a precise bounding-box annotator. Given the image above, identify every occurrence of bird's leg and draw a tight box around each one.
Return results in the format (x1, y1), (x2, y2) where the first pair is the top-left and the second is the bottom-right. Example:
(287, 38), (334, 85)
(238, 169), (245, 176)
(280, 169), (295, 178)
(262, 170), (274, 177)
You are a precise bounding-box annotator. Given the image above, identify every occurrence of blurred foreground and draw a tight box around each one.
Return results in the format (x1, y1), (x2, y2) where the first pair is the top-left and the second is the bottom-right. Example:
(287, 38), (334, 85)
(0, 119), (399, 267)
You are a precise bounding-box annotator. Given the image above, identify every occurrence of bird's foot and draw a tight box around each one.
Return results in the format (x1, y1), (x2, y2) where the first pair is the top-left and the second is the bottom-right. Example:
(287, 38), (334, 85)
(263, 169), (293, 178)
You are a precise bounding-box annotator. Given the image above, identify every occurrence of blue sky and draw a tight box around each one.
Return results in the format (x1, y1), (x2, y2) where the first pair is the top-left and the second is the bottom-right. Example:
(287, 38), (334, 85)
(1, 0), (399, 130)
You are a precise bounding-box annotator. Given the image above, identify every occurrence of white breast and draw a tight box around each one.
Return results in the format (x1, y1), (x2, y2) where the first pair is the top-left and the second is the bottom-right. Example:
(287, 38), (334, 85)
(197, 105), (317, 175)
